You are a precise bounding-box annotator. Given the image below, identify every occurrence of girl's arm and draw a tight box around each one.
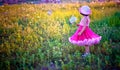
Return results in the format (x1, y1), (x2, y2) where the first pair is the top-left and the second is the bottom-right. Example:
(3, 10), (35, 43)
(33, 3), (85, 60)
(78, 17), (87, 36)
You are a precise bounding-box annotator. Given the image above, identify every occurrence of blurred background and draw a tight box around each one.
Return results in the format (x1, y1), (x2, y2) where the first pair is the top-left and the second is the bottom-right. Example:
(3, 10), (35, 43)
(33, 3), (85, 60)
(0, 0), (119, 5)
(0, 0), (120, 70)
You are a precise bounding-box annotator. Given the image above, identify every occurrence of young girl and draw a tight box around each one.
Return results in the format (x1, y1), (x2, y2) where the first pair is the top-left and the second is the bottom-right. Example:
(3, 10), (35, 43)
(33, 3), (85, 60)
(69, 5), (102, 57)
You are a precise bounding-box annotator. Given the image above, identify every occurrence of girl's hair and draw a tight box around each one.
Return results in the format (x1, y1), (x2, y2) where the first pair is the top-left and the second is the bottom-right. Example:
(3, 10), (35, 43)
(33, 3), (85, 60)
(80, 13), (89, 16)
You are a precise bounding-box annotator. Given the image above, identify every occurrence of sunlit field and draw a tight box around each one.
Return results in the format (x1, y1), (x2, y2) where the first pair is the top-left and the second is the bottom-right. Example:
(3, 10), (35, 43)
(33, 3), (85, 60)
(0, 1), (120, 70)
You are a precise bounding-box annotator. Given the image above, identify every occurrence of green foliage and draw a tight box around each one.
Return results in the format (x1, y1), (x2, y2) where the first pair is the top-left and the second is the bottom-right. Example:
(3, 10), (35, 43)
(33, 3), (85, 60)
(90, 12), (120, 43)
(108, 12), (120, 27)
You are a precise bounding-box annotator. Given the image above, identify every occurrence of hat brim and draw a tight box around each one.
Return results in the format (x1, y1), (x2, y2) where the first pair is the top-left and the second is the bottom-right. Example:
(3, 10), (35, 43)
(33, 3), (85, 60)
(80, 9), (91, 15)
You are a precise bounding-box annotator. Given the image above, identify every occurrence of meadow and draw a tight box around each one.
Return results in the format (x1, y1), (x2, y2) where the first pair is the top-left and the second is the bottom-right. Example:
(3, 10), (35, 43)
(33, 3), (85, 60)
(0, 2), (120, 70)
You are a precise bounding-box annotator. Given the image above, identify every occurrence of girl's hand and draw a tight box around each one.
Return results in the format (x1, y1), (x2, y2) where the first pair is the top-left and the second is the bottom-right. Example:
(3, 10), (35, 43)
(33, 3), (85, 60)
(76, 24), (80, 26)
(78, 32), (82, 36)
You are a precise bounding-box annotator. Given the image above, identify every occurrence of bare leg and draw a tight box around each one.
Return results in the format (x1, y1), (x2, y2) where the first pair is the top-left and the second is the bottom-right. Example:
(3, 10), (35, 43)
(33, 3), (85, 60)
(85, 45), (90, 53)
(82, 45), (90, 57)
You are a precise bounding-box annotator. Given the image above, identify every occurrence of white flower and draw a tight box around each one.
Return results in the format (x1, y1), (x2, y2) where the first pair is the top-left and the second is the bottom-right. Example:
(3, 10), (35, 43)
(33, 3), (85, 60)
(69, 15), (77, 24)
(47, 10), (52, 15)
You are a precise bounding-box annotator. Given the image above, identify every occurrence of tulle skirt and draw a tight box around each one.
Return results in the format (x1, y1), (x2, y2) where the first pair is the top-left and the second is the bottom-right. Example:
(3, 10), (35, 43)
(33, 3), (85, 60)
(69, 25), (101, 46)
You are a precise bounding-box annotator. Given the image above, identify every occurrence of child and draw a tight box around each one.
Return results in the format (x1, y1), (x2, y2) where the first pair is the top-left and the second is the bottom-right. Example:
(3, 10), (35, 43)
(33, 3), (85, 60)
(69, 5), (102, 57)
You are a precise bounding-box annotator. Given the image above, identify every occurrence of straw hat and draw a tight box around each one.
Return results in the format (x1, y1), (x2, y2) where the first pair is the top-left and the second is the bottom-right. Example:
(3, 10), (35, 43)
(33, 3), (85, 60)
(79, 5), (91, 15)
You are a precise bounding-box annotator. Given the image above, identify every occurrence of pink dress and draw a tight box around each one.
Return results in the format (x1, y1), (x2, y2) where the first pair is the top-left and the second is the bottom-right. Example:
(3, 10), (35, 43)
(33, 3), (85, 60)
(69, 16), (101, 46)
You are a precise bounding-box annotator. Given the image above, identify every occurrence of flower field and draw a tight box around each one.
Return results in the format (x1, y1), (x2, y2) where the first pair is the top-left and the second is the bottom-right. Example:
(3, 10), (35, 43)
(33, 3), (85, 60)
(0, 2), (120, 70)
